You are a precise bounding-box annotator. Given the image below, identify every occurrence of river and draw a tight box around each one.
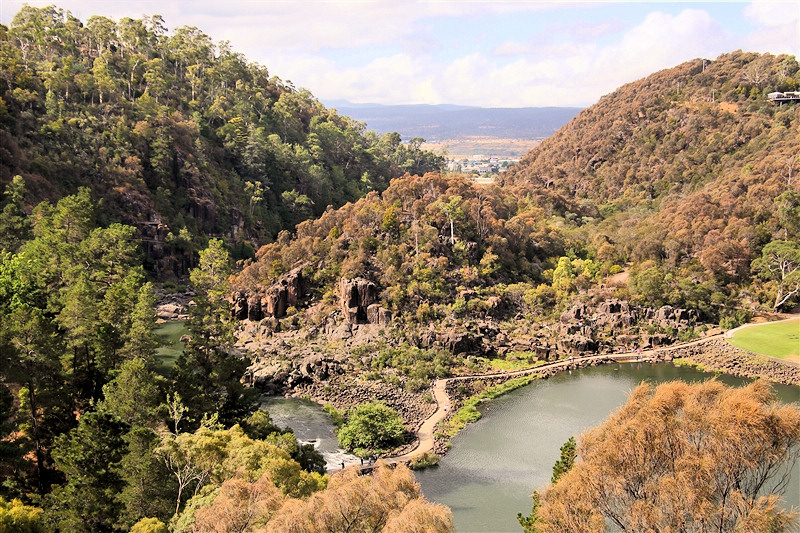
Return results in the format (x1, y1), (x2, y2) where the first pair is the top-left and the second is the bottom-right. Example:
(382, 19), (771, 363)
(261, 396), (362, 469)
(414, 362), (800, 533)
(261, 362), (800, 533)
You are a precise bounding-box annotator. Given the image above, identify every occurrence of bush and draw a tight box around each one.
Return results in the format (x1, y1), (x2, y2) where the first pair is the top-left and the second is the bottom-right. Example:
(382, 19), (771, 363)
(323, 404), (344, 428)
(409, 452), (440, 470)
(337, 401), (405, 457)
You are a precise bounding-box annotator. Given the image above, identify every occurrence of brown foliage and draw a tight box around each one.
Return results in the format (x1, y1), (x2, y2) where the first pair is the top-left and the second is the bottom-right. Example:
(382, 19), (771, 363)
(192, 472), (283, 533)
(262, 463), (453, 533)
(539, 380), (800, 533)
(503, 51), (800, 265)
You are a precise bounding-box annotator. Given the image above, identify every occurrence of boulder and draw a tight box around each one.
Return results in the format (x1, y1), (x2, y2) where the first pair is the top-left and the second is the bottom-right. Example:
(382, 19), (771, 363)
(560, 303), (589, 324)
(440, 329), (481, 354)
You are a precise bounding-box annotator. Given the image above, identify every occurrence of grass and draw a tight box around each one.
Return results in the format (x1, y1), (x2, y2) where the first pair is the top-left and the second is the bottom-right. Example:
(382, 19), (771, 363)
(154, 320), (189, 376)
(438, 375), (536, 439)
(409, 452), (440, 470)
(727, 318), (800, 362)
(475, 353), (547, 372)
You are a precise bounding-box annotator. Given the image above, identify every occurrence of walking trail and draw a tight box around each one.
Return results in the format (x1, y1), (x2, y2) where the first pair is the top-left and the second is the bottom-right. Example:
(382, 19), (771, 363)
(342, 314), (799, 470)
(387, 332), (727, 466)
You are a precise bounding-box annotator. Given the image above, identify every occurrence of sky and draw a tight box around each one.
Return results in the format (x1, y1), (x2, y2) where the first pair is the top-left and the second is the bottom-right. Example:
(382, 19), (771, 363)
(1, 1), (798, 108)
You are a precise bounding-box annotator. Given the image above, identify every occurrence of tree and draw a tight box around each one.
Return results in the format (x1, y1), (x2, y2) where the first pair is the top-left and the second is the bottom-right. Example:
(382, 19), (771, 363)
(550, 436), (576, 484)
(129, 517), (169, 533)
(337, 401), (405, 457)
(0, 496), (46, 533)
(191, 472), (283, 533)
(100, 357), (164, 429)
(46, 411), (128, 533)
(518, 436), (576, 533)
(752, 240), (800, 311)
(115, 426), (176, 529)
(0, 175), (30, 253)
(266, 463), (453, 533)
(172, 239), (258, 427)
(535, 380), (800, 533)
(775, 190), (800, 241)
(435, 195), (463, 245)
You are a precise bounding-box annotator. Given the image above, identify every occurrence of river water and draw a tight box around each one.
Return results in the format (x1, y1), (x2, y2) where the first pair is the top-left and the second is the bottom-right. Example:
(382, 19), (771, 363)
(415, 362), (800, 533)
(261, 363), (800, 533)
(260, 396), (362, 469)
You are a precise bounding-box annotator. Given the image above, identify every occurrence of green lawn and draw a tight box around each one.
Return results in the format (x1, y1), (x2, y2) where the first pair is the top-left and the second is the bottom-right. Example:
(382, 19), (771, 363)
(727, 318), (800, 362)
(154, 320), (189, 376)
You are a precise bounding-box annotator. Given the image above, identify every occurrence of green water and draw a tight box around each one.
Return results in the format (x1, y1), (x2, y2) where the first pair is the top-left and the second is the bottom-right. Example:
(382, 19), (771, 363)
(414, 362), (800, 533)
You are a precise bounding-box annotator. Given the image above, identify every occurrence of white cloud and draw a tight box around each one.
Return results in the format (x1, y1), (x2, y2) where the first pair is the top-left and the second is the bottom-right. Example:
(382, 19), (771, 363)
(1, 2), (797, 107)
(743, 1), (800, 55)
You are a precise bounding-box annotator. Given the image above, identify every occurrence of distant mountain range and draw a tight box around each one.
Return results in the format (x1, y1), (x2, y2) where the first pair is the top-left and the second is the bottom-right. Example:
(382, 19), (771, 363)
(326, 101), (583, 142)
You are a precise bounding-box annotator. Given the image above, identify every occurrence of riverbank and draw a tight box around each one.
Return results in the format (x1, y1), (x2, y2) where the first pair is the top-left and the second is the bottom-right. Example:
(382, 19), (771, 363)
(401, 333), (800, 464)
(281, 326), (800, 469)
(669, 337), (800, 385)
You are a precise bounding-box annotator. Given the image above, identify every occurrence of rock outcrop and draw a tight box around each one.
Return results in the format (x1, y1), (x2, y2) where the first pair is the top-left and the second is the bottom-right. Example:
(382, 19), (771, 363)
(232, 267), (306, 321)
(555, 299), (701, 354)
(339, 277), (392, 325)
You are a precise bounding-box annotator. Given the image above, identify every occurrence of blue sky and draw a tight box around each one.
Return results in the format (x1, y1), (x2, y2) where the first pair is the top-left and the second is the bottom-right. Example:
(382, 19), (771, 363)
(1, 1), (798, 107)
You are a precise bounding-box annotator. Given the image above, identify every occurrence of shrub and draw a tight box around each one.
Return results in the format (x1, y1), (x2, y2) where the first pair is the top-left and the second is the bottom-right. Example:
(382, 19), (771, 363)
(337, 401), (405, 457)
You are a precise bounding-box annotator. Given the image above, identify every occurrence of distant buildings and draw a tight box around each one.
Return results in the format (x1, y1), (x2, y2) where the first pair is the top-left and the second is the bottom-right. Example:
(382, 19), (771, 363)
(446, 156), (518, 175)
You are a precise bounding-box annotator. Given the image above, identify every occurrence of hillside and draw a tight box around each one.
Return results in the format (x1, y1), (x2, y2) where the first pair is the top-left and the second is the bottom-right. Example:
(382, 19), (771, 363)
(329, 102), (581, 143)
(233, 52), (800, 376)
(0, 6), (444, 277)
(502, 51), (800, 279)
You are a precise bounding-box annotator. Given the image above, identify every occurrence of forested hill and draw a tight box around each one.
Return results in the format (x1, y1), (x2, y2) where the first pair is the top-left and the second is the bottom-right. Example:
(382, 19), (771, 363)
(0, 6), (443, 275)
(234, 51), (799, 338)
(502, 51), (800, 274)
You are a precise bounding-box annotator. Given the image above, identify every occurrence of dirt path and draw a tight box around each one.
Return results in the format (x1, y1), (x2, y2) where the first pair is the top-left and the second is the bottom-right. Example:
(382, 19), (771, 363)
(341, 322), (795, 470)
(388, 333), (728, 465)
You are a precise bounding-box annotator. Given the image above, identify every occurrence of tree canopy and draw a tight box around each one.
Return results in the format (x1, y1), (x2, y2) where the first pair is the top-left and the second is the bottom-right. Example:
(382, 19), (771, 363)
(533, 380), (800, 533)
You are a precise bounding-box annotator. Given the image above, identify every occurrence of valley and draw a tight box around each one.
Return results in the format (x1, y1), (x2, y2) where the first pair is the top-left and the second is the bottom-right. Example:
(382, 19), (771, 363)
(0, 4), (799, 533)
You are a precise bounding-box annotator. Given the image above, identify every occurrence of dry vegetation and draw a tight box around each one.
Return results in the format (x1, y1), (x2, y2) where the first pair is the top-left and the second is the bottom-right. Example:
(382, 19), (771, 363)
(536, 380), (800, 533)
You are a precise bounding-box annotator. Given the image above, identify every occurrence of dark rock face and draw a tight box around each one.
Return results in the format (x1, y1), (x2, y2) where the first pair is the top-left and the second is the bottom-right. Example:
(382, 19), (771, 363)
(233, 291), (249, 320)
(340, 277), (377, 323)
(232, 267), (306, 321)
(554, 298), (700, 356)
(338, 277), (392, 325)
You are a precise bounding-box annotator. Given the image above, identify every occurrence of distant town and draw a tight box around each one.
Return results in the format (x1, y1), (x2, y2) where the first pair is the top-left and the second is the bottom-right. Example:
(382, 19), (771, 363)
(446, 156), (519, 175)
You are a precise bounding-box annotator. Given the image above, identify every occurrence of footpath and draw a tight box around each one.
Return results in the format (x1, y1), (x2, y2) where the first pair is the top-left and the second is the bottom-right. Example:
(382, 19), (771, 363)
(338, 315), (800, 472)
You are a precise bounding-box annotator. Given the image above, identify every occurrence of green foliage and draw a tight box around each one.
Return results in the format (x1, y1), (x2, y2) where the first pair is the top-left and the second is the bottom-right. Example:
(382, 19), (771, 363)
(46, 411), (127, 532)
(372, 345), (452, 382)
(551, 436), (577, 484)
(337, 401), (405, 457)
(516, 491), (543, 533)
(323, 404), (344, 428)
(0, 176), (31, 253)
(0, 497), (46, 533)
(409, 452), (440, 470)
(173, 240), (258, 428)
(129, 517), (168, 533)
(1, 6), (445, 272)
(441, 376), (536, 438)
(752, 240), (800, 311)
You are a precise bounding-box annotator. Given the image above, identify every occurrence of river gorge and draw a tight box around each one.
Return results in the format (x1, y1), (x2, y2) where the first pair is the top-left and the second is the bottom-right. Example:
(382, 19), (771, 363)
(263, 361), (800, 533)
